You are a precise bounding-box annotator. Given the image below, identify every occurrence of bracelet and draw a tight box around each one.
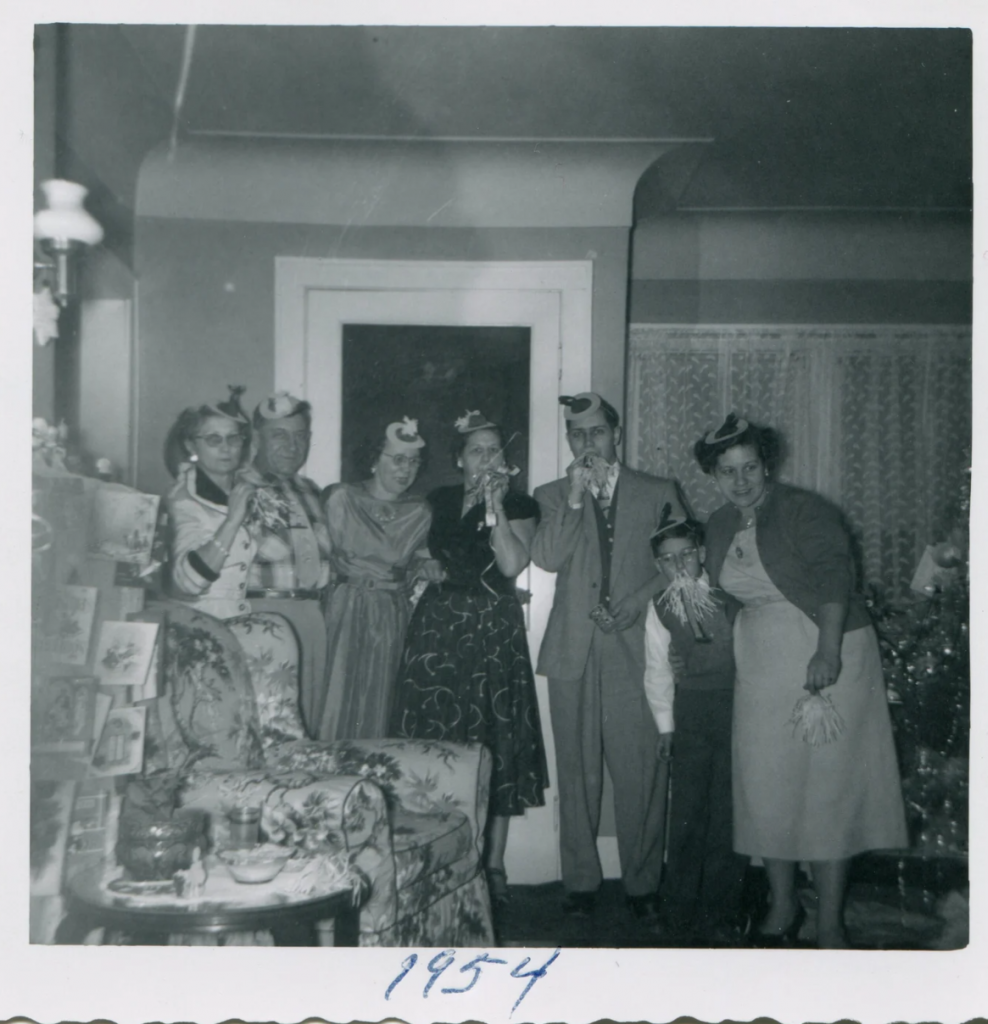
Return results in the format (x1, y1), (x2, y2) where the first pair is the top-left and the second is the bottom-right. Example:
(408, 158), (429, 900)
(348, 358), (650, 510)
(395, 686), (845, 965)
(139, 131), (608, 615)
(210, 535), (230, 557)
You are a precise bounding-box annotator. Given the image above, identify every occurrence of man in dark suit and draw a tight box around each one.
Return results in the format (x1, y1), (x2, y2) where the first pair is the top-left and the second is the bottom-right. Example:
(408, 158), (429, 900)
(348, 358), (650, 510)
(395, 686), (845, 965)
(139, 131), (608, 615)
(531, 392), (687, 923)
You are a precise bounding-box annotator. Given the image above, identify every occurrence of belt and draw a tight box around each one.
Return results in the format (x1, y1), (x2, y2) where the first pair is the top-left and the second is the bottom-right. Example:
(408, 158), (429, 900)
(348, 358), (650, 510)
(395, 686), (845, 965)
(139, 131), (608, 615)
(334, 575), (408, 592)
(246, 588), (323, 601)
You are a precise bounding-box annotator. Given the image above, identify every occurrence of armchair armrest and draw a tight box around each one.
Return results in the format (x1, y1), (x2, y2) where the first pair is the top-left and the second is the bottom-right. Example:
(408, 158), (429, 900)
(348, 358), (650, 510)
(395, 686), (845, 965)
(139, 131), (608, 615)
(267, 738), (492, 861)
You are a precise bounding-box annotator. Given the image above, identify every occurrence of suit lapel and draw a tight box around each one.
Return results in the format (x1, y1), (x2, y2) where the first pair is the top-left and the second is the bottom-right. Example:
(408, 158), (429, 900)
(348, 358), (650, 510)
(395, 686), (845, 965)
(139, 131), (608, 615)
(609, 467), (639, 582)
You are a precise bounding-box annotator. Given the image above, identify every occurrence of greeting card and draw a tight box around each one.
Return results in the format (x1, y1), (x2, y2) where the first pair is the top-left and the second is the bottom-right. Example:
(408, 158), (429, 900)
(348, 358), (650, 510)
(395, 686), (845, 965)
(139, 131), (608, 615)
(89, 705), (147, 777)
(43, 585), (98, 666)
(32, 676), (99, 754)
(92, 620), (159, 688)
(88, 486), (161, 566)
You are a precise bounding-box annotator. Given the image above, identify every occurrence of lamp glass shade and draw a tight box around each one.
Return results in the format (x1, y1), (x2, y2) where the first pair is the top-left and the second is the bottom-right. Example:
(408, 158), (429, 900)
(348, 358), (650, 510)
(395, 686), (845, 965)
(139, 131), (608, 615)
(34, 179), (104, 246)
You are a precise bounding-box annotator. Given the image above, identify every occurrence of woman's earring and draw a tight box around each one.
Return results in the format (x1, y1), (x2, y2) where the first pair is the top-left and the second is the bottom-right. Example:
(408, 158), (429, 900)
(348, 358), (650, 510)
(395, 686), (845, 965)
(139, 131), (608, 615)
(189, 453), (199, 463)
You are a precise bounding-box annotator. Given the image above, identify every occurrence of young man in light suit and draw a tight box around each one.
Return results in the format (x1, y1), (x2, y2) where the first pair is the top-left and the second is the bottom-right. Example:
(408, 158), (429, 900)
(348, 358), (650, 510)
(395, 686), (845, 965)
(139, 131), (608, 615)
(531, 393), (688, 924)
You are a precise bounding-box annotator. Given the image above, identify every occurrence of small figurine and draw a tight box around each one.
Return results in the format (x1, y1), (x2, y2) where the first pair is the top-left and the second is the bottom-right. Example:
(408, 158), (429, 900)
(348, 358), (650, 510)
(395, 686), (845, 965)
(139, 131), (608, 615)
(174, 846), (208, 899)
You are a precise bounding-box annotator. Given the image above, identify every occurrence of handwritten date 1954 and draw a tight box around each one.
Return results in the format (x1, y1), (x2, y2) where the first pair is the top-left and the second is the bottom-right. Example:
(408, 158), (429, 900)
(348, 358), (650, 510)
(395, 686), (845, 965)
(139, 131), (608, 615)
(385, 947), (561, 1015)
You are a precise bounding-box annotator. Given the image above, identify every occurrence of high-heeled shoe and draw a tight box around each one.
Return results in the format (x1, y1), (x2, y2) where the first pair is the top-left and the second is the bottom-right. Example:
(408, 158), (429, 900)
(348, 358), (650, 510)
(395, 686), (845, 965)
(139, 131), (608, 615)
(752, 902), (806, 948)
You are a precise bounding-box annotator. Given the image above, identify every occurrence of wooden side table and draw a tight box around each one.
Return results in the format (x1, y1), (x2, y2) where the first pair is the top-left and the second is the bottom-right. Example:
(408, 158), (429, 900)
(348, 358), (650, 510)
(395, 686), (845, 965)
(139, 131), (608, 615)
(56, 863), (367, 946)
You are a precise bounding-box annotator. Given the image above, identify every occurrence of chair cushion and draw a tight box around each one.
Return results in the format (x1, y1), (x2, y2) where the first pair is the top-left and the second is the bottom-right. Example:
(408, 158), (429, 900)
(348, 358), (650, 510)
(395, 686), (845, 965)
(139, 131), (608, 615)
(227, 612), (307, 748)
(135, 601), (264, 772)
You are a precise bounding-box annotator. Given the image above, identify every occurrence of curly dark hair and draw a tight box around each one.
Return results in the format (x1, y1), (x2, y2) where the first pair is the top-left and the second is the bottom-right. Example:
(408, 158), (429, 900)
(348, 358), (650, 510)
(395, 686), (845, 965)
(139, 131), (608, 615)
(650, 517), (705, 558)
(693, 413), (783, 475)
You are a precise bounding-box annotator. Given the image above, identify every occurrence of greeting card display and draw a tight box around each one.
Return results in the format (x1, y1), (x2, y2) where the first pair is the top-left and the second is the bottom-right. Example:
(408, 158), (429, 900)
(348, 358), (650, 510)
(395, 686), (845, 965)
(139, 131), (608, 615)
(91, 692), (112, 748)
(93, 620), (159, 688)
(89, 705), (147, 777)
(68, 789), (111, 856)
(42, 585), (98, 666)
(32, 676), (99, 754)
(88, 486), (160, 566)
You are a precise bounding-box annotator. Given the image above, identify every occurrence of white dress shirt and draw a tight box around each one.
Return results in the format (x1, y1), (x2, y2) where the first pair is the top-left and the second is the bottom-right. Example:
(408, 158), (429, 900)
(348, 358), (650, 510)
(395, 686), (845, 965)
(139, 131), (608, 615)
(643, 599), (676, 734)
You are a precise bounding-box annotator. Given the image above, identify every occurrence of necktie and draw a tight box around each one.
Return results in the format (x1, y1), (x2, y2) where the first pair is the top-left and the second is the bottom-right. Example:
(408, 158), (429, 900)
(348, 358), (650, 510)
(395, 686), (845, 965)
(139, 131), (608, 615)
(597, 479), (612, 515)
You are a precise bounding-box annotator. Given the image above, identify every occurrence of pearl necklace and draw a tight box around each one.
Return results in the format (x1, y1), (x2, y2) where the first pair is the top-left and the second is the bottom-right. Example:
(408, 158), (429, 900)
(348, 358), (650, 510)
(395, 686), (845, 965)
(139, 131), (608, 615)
(370, 502), (398, 524)
(362, 481), (399, 523)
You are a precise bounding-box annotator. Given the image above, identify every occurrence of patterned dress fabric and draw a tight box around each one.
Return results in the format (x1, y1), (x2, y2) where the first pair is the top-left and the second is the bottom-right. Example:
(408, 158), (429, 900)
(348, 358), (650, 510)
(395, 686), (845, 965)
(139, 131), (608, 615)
(315, 483), (432, 741)
(389, 486), (549, 817)
(720, 529), (908, 861)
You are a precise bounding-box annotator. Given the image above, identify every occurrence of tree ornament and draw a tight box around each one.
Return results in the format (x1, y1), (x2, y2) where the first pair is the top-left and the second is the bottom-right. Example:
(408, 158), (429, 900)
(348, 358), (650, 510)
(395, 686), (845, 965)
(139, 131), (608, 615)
(932, 542), (964, 569)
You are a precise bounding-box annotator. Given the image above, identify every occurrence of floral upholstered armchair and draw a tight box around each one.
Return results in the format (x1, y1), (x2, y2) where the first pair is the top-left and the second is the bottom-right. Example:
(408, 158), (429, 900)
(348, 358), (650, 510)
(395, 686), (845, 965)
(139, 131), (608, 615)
(136, 600), (494, 947)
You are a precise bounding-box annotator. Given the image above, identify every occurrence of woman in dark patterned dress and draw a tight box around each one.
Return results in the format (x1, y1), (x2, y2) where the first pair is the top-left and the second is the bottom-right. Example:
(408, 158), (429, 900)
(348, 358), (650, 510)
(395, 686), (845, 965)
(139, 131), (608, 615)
(389, 411), (549, 902)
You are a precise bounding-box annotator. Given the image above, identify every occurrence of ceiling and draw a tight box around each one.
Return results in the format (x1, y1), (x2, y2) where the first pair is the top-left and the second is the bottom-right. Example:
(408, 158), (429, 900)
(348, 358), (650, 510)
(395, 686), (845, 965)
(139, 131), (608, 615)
(57, 24), (973, 226)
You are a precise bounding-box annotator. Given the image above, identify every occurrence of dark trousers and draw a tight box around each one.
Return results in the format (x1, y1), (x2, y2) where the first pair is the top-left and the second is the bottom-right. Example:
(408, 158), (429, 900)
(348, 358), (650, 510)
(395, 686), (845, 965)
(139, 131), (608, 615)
(548, 629), (666, 897)
(661, 689), (748, 934)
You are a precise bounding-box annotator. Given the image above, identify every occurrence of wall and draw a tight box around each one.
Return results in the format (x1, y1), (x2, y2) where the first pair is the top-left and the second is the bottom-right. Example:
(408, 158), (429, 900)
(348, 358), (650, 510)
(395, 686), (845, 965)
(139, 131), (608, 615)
(629, 211), (972, 324)
(134, 218), (630, 496)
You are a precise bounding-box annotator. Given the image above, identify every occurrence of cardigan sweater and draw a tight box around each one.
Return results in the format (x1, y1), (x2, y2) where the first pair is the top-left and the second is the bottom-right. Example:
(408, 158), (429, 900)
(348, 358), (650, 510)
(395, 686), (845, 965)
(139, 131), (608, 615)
(167, 463), (257, 619)
(704, 482), (872, 633)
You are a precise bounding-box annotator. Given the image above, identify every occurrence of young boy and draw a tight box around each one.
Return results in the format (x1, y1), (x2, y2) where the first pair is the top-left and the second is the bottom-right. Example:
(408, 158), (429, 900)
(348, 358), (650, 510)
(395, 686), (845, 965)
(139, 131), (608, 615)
(643, 506), (749, 945)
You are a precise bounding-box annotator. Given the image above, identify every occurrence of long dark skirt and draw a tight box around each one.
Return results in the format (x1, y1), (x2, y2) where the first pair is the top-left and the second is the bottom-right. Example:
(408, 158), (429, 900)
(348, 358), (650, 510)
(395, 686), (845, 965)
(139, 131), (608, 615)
(389, 585), (549, 817)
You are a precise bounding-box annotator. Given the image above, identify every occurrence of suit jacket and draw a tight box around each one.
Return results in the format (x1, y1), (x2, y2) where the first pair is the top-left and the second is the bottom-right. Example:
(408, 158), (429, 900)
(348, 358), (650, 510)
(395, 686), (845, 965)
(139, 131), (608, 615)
(532, 466), (686, 680)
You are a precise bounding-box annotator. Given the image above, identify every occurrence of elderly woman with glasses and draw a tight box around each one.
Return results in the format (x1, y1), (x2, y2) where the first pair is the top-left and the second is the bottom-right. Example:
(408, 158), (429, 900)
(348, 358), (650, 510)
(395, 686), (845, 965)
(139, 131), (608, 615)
(312, 418), (441, 741)
(164, 388), (259, 620)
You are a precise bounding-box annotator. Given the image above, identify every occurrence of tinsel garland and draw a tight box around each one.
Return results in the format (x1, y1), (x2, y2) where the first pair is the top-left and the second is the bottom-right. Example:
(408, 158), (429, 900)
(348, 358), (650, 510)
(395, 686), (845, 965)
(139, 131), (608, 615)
(656, 571), (720, 628)
(789, 692), (845, 746)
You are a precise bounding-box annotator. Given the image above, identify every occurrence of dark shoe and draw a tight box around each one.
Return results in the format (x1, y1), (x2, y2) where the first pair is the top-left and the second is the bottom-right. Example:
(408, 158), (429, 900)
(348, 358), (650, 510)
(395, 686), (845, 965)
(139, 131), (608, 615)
(626, 892), (662, 926)
(486, 867), (510, 906)
(562, 891), (597, 917)
(752, 902), (806, 948)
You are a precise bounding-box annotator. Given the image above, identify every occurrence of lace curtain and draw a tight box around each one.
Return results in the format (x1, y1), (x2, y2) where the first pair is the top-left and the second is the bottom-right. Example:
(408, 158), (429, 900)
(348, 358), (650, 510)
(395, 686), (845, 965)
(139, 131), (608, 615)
(627, 324), (971, 597)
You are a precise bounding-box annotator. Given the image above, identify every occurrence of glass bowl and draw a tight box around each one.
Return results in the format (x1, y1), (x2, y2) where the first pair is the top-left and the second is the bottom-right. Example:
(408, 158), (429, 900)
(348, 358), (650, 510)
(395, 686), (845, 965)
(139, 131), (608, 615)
(218, 844), (292, 884)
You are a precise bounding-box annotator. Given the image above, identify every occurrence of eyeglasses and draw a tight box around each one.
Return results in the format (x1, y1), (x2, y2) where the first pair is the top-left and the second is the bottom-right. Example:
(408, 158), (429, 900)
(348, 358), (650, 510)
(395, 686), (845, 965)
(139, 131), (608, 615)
(655, 547), (698, 566)
(381, 453), (423, 470)
(266, 429), (312, 447)
(567, 426), (611, 442)
(195, 433), (245, 449)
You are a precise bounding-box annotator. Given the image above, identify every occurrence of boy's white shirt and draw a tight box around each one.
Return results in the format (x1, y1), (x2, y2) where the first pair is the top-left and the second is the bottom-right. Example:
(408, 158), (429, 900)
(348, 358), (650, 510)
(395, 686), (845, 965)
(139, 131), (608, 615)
(643, 600), (676, 734)
(643, 568), (718, 735)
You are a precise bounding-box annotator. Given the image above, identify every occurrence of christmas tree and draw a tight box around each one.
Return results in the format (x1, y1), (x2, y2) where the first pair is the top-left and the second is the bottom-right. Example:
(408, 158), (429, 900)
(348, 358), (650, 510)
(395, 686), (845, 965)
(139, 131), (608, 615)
(870, 462), (970, 856)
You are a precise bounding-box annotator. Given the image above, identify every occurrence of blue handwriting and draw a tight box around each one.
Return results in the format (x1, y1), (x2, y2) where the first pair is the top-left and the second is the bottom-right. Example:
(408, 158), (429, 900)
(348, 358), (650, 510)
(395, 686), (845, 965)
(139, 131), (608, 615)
(385, 947), (561, 1015)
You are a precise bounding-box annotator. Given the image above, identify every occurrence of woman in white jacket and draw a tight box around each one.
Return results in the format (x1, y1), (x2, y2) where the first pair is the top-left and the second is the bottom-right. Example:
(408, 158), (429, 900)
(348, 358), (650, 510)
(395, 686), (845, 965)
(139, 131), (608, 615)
(164, 392), (258, 619)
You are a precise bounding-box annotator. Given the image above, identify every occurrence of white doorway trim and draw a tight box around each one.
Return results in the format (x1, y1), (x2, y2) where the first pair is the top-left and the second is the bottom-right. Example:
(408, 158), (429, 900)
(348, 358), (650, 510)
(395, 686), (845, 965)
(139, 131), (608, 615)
(273, 257), (594, 884)
(275, 257), (593, 482)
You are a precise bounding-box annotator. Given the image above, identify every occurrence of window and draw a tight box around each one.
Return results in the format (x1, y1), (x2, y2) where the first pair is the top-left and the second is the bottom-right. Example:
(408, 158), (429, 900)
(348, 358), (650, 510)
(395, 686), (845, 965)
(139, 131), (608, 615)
(627, 324), (971, 597)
